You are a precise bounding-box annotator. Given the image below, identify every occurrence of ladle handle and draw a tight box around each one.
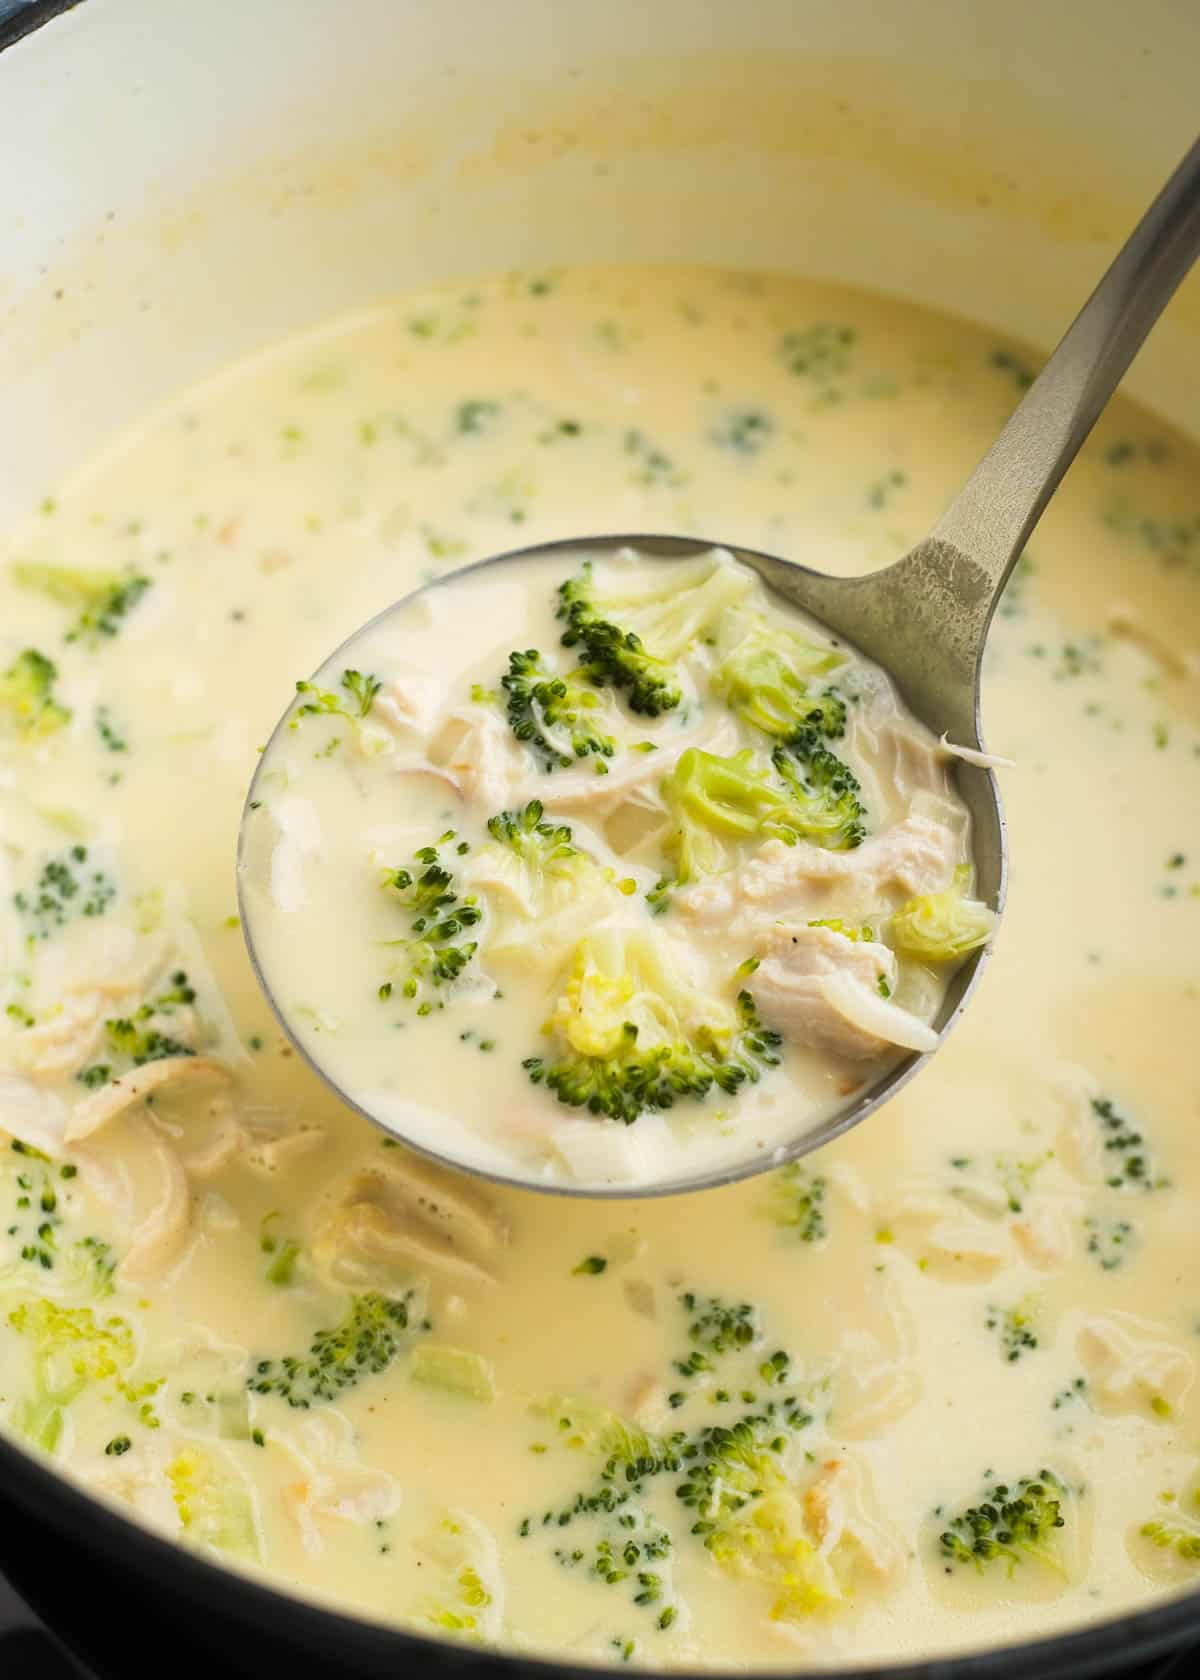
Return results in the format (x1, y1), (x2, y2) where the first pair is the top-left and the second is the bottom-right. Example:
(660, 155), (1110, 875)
(931, 133), (1200, 599)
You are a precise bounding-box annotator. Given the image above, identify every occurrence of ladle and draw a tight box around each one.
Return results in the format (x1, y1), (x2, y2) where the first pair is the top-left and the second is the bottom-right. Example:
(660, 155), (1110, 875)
(239, 136), (1200, 1196)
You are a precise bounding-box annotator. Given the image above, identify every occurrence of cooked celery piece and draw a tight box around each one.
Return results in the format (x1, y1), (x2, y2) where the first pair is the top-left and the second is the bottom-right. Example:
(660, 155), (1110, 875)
(411, 1343), (497, 1402)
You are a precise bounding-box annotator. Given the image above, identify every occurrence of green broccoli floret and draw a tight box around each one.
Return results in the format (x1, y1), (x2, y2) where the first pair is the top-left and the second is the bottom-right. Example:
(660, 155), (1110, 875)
(0, 649), (71, 738)
(771, 731), (866, 850)
(380, 833), (481, 1012)
(523, 929), (781, 1124)
(293, 666), (381, 725)
(76, 976), (199, 1087)
(13, 845), (116, 939)
(761, 1163), (828, 1243)
(889, 864), (996, 961)
(711, 613), (847, 740)
(6, 1298), (137, 1453)
(12, 563), (152, 645)
(939, 1470), (1068, 1574)
(248, 1291), (419, 1408)
(557, 554), (755, 716)
(501, 649), (616, 770)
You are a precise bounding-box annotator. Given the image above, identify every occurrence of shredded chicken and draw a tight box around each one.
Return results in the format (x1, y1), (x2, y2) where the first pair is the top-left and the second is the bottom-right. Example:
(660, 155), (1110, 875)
(803, 1457), (907, 1588)
(1078, 1313), (1194, 1418)
(66, 1055), (233, 1144)
(312, 1150), (507, 1289)
(429, 705), (527, 813)
(0, 1073), (69, 1157)
(276, 1412), (402, 1557)
(372, 669), (446, 739)
(679, 813), (959, 931)
(72, 1112), (193, 1283)
(748, 924), (901, 1060)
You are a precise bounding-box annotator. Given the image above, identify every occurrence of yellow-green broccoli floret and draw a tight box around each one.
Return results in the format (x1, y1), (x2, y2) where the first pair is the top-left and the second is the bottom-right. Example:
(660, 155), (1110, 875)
(11, 563), (152, 645)
(679, 1421), (845, 1620)
(657, 747), (810, 888)
(6, 1298), (136, 1453)
(0, 649), (71, 738)
(556, 555), (755, 716)
(653, 741), (866, 907)
(523, 929), (781, 1124)
(500, 649), (616, 771)
(939, 1470), (1069, 1575)
(890, 864), (996, 961)
(167, 1447), (261, 1559)
(1140, 1519), (1200, 1563)
(711, 612), (847, 740)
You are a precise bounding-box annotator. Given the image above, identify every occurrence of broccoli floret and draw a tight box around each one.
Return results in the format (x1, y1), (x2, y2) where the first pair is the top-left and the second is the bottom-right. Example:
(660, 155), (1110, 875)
(6, 1298), (136, 1453)
(761, 1163), (828, 1243)
(771, 732), (866, 850)
(293, 666), (382, 725)
(677, 1416), (847, 1619)
(711, 613), (847, 740)
(985, 1297), (1040, 1363)
(500, 649), (616, 771)
(76, 976), (199, 1087)
(939, 1470), (1068, 1574)
(523, 929), (781, 1125)
(655, 748), (811, 892)
(167, 1447), (261, 1559)
(249, 1290), (419, 1408)
(0, 649), (71, 738)
(653, 742), (865, 906)
(12, 562), (152, 644)
(13, 845), (116, 939)
(381, 833), (481, 1012)
(1089, 1095), (1168, 1192)
(557, 555), (755, 716)
(889, 864), (996, 961)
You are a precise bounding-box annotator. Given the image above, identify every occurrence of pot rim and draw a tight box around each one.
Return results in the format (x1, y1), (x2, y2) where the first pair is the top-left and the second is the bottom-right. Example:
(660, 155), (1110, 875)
(0, 4), (1196, 1675)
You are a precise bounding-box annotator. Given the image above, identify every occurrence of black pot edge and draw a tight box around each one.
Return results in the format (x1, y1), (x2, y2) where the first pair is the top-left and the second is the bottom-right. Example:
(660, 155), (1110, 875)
(1, 1), (1199, 1676)
(2, 1402), (1199, 1679)
(0, 0), (84, 53)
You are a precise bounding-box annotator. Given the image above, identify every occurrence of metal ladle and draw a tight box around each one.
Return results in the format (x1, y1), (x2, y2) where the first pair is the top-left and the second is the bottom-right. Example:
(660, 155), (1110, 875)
(239, 136), (1200, 1197)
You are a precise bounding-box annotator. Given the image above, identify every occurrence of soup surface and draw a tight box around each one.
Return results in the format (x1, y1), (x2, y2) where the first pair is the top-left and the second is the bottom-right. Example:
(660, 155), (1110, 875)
(242, 543), (984, 1189)
(1, 266), (1198, 1669)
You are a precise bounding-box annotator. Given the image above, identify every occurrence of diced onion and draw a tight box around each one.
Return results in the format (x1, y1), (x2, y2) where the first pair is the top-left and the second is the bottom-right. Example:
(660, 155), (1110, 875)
(939, 734), (1016, 770)
(820, 973), (940, 1054)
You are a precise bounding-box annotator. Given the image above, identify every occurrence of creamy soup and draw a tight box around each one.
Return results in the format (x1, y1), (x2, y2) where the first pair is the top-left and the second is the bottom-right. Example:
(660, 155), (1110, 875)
(0, 267), (1198, 1669)
(241, 544), (986, 1188)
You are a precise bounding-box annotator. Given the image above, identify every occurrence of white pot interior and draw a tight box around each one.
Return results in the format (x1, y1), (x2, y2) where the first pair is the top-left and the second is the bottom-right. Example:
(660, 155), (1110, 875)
(1, 0), (1197, 524)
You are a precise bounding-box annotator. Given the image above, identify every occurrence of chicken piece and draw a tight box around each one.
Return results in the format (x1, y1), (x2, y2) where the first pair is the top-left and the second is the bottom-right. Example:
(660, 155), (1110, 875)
(66, 1056), (233, 1143)
(312, 1150), (507, 1289)
(747, 924), (900, 1060)
(429, 704), (527, 813)
(1012, 1201), (1076, 1271)
(1078, 1313), (1194, 1418)
(679, 813), (960, 930)
(371, 668), (446, 739)
(11, 925), (172, 1081)
(242, 1123), (327, 1178)
(887, 1185), (1013, 1280)
(276, 1412), (402, 1558)
(0, 1073), (69, 1157)
(74, 1112), (192, 1282)
(803, 1457), (907, 1590)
